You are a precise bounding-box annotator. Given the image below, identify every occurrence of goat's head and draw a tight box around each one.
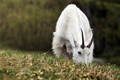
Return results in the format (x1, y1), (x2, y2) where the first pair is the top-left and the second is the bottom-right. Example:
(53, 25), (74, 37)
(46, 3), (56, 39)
(72, 29), (94, 64)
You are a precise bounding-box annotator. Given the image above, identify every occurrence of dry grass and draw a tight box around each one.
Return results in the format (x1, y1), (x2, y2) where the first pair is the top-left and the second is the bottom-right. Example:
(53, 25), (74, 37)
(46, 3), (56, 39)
(0, 50), (120, 80)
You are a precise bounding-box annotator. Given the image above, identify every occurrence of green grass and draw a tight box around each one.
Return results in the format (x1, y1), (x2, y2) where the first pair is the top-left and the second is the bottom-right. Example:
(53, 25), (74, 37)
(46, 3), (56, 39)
(0, 49), (120, 80)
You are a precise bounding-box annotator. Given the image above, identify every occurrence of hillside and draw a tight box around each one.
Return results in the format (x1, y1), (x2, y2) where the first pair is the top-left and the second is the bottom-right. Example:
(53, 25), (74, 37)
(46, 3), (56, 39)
(0, 50), (120, 80)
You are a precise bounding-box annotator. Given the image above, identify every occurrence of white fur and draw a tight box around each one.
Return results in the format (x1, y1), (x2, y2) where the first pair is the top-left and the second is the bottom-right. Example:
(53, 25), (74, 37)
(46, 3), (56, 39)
(52, 4), (94, 64)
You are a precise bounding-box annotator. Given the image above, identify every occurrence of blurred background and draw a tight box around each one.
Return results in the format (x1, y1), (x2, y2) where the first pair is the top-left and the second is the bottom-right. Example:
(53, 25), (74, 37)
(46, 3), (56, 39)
(0, 0), (120, 65)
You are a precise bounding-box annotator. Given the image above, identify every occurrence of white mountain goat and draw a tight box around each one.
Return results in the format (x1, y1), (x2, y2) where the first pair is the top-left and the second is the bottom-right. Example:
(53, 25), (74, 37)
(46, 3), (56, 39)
(52, 4), (94, 64)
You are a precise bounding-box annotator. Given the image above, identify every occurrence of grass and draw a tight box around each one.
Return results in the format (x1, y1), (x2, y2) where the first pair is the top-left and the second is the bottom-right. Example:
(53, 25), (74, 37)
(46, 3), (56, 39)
(0, 49), (120, 80)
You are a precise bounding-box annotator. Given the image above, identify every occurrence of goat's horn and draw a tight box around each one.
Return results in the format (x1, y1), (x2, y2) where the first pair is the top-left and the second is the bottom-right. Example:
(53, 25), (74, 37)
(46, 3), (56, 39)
(81, 29), (85, 49)
(87, 29), (94, 48)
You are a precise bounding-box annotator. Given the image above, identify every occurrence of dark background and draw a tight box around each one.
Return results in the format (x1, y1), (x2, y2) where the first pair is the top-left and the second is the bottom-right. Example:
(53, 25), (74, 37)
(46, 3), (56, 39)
(0, 0), (120, 65)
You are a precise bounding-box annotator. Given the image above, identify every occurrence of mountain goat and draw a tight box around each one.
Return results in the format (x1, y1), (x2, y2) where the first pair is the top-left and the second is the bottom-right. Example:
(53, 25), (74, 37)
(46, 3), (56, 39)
(52, 4), (94, 64)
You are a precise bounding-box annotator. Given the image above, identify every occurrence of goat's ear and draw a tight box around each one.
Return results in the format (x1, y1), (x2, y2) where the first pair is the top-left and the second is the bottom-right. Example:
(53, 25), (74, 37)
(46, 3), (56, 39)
(87, 29), (94, 48)
(72, 33), (78, 47)
(74, 40), (78, 47)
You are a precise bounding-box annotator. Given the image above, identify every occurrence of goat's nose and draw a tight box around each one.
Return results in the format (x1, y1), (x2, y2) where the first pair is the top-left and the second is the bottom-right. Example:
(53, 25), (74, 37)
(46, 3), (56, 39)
(78, 51), (81, 55)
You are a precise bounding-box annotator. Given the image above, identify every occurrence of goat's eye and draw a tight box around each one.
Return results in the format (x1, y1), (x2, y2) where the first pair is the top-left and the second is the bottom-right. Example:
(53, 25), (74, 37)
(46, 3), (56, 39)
(78, 51), (81, 55)
(88, 53), (90, 56)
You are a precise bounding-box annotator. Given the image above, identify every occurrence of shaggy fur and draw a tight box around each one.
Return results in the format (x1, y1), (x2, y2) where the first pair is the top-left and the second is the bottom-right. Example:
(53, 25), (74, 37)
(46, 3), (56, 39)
(52, 4), (94, 64)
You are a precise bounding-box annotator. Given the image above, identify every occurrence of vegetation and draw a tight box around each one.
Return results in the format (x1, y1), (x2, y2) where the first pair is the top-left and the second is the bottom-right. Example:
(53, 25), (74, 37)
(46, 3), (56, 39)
(0, 50), (120, 80)
(0, 0), (120, 79)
